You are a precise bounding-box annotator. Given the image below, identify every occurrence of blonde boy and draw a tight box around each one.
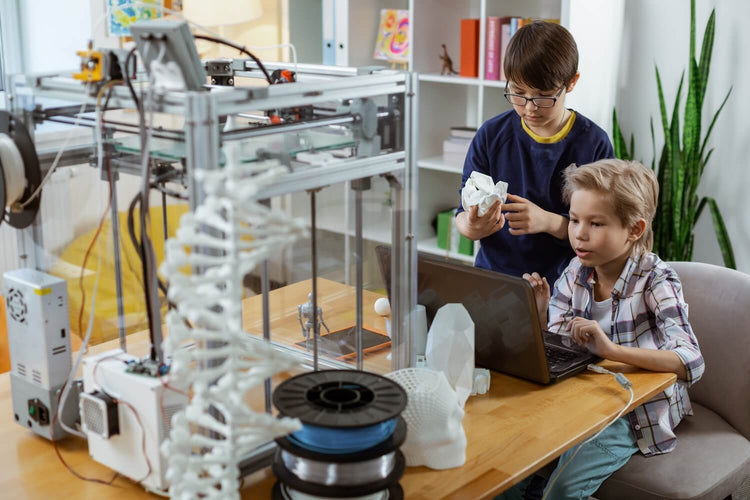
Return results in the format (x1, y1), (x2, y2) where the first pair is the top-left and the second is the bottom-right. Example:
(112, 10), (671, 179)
(519, 159), (705, 499)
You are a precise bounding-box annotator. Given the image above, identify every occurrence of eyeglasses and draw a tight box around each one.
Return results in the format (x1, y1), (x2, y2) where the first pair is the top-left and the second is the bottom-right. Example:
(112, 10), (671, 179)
(504, 85), (565, 108)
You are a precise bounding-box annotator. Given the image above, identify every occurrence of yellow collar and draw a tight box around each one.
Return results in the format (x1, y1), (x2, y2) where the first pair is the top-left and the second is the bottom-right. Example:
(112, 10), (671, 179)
(522, 111), (576, 143)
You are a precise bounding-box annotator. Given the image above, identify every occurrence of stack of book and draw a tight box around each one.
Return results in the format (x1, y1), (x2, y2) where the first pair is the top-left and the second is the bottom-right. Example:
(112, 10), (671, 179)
(485, 17), (560, 81)
(443, 126), (477, 165)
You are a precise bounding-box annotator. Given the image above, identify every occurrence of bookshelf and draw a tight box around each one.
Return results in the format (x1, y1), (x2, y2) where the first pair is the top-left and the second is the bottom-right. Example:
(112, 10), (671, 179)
(284, 0), (569, 264)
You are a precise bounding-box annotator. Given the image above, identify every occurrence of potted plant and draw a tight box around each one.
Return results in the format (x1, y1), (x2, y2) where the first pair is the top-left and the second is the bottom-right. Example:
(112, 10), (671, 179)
(613, 0), (735, 268)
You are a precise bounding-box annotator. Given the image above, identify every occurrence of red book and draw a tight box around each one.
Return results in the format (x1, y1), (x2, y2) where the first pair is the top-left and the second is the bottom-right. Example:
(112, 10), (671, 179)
(460, 18), (480, 77)
(485, 17), (501, 80)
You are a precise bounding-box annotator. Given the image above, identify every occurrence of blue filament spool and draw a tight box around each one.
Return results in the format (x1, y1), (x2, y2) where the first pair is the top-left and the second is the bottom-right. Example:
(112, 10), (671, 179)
(273, 370), (407, 454)
(288, 418), (398, 454)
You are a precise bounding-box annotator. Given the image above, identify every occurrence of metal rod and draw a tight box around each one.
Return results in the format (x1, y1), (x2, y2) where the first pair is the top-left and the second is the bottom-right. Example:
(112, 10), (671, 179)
(310, 190), (319, 371)
(260, 200), (272, 413)
(43, 116), (185, 141)
(355, 187), (364, 370)
(161, 191), (168, 242)
(110, 170), (127, 351)
(223, 114), (356, 142)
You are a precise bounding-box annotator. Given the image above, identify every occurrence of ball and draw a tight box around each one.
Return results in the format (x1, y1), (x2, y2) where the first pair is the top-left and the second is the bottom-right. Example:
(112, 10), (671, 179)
(374, 297), (391, 316)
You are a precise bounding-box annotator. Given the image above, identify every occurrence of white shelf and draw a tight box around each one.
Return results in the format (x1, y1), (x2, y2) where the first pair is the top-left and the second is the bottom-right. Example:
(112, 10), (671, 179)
(418, 73), (508, 89)
(418, 155), (464, 174)
(482, 79), (509, 89)
(418, 237), (475, 264)
(419, 74), (481, 86)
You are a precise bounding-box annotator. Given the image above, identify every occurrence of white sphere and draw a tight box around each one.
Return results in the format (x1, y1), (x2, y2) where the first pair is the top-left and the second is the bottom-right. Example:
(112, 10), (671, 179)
(374, 297), (391, 316)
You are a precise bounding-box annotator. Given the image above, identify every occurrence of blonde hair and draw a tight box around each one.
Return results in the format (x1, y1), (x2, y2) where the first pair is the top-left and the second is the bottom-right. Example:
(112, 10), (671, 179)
(562, 159), (659, 255)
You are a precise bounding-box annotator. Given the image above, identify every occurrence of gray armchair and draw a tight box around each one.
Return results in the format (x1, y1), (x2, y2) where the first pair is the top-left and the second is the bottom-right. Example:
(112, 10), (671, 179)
(595, 261), (750, 500)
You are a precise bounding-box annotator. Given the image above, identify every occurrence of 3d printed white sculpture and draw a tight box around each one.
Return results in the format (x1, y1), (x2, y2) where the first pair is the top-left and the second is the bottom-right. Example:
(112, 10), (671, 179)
(425, 303), (475, 408)
(161, 160), (308, 499)
(387, 367), (467, 469)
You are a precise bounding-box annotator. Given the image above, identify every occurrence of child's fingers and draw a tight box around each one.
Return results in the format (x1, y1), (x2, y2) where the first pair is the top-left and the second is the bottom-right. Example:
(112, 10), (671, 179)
(468, 204), (479, 221)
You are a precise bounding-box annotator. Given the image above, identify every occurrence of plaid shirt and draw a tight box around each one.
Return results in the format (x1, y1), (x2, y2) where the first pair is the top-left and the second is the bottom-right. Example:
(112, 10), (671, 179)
(547, 252), (704, 456)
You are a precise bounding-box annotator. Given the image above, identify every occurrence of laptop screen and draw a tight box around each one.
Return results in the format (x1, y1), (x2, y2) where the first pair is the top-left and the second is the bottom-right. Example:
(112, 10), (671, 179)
(375, 245), (552, 382)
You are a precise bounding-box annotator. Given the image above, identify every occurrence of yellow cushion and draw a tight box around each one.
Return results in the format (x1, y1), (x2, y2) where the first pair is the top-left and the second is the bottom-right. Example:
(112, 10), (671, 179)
(50, 203), (188, 346)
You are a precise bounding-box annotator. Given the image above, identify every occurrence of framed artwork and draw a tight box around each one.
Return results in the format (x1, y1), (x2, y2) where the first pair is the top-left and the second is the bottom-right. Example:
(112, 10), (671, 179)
(107, 0), (164, 37)
(373, 9), (409, 63)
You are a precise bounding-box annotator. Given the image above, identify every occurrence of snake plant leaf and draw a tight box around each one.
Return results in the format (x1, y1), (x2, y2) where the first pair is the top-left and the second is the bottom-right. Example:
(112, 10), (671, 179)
(650, 117), (656, 171)
(656, 66), (671, 160)
(699, 86), (732, 165)
(706, 197), (736, 269)
(613, 108), (631, 160)
(697, 9), (716, 103)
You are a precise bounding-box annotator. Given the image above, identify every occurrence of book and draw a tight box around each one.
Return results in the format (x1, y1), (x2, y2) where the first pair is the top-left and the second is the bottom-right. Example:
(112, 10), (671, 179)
(443, 137), (472, 154)
(499, 19), (511, 81)
(485, 16), (500, 80)
(459, 18), (480, 77)
(450, 126), (478, 139)
(437, 208), (474, 256)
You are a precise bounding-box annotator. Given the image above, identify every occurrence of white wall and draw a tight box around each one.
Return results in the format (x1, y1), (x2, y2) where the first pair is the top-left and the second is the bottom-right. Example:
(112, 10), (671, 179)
(563, 0), (625, 133)
(18, 0), (94, 74)
(615, 0), (749, 273)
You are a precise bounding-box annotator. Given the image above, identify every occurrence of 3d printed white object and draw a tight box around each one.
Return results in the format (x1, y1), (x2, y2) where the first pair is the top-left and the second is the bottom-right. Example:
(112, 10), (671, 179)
(425, 303), (475, 408)
(471, 368), (491, 396)
(411, 304), (428, 359)
(461, 171), (508, 216)
(387, 367), (467, 469)
(373, 297), (391, 316)
(160, 160), (308, 499)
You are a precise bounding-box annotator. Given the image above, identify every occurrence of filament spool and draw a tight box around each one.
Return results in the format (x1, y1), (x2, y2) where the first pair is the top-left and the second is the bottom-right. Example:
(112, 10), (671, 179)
(0, 111), (42, 229)
(276, 417), (407, 463)
(273, 370), (407, 429)
(272, 449), (405, 498)
(272, 370), (408, 497)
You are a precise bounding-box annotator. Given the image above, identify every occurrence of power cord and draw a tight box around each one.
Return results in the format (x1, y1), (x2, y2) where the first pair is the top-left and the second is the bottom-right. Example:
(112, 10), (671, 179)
(541, 365), (634, 500)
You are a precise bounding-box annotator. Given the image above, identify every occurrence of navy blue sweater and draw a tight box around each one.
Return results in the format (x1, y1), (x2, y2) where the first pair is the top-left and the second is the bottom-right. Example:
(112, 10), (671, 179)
(456, 110), (613, 285)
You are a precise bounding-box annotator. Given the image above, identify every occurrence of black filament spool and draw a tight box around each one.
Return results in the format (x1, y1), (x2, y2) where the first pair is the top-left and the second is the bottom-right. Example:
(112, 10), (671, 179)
(276, 417), (407, 463)
(273, 370), (407, 429)
(0, 111), (41, 229)
(272, 481), (404, 500)
(272, 448), (406, 498)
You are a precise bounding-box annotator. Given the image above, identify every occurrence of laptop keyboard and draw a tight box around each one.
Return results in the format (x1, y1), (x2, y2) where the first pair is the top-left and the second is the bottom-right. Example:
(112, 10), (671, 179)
(544, 345), (581, 365)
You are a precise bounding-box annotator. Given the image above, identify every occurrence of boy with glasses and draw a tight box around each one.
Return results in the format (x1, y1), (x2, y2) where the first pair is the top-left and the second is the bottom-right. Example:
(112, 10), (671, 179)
(455, 21), (613, 286)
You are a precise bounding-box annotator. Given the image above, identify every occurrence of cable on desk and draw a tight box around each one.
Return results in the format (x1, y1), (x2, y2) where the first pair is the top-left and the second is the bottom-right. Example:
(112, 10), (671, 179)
(541, 366), (635, 500)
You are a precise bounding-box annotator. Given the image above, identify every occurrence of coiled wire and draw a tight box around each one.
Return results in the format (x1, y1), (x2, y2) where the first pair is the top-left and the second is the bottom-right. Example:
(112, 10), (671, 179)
(280, 450), (396, 486)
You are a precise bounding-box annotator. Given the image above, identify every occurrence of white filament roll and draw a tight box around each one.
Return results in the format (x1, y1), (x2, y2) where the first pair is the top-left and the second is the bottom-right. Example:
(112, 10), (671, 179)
(0, 134), (26, 205)
(281, 450), (396, 486)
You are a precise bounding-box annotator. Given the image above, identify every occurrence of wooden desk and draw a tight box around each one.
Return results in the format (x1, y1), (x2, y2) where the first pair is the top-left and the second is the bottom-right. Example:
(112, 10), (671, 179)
(0, 279), (676, 499)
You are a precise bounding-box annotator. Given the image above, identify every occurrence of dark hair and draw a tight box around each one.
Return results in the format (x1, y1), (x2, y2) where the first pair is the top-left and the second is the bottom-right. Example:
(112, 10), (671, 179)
(503, 21), (578, 91)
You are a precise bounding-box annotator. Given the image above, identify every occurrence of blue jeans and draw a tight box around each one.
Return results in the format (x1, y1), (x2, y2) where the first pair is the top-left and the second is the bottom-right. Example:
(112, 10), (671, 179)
(495, 417), (638, 500)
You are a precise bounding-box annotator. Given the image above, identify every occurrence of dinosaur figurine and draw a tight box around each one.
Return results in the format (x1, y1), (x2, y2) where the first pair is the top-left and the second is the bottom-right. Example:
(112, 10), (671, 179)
(440, 44), (459, 75)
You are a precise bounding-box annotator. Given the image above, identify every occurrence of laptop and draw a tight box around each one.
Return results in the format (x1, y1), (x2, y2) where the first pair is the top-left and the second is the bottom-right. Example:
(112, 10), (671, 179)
(375, 246), (599, 384)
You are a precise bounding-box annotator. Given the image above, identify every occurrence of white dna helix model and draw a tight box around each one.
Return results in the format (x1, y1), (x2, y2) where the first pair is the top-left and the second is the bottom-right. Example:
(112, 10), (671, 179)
(160, 160), (308, 499)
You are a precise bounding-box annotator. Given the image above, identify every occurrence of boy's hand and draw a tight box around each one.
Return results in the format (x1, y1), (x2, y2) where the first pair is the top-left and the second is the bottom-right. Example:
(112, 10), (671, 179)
(567, 317), (617, 358)
(502, 194), (555, 236)
(456, 202), (505, 240)
(522, 272), (550, 326)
